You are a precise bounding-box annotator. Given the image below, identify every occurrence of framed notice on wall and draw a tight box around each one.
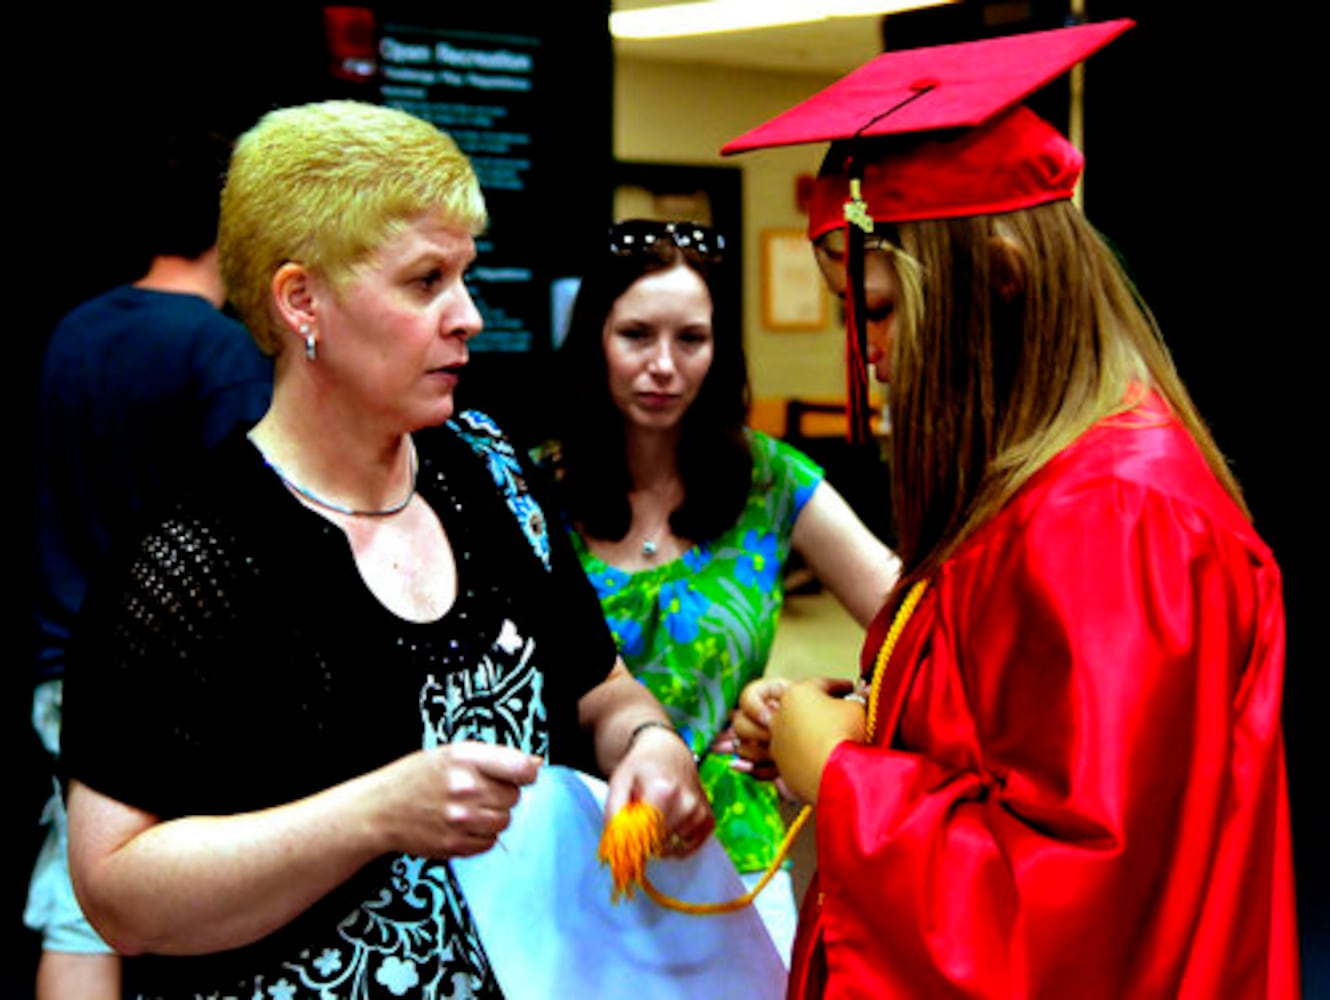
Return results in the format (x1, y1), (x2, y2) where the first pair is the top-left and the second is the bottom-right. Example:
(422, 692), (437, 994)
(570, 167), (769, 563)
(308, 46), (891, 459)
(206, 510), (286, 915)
(761, 229), (827, 330)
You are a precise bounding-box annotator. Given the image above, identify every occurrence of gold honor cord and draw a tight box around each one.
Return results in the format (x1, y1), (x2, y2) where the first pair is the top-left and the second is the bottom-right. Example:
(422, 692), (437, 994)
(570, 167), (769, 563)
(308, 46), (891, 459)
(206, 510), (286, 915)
(865, 580), (929, 743)
(599, 580), (931, 914)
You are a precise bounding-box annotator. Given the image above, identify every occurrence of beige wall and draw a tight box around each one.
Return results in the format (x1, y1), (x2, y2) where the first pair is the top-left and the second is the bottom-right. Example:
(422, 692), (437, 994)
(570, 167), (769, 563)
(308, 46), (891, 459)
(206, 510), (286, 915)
(614, 56), (850, 405)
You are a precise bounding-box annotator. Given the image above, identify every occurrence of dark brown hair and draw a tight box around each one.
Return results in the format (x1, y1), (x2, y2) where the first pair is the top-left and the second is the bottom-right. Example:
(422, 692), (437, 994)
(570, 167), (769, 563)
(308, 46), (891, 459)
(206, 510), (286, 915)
(551, 231), (751, 544)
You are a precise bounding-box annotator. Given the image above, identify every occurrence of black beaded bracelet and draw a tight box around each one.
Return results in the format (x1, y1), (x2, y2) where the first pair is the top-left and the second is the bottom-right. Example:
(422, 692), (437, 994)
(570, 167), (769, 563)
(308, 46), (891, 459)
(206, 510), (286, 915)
(624, 719), (679, 756)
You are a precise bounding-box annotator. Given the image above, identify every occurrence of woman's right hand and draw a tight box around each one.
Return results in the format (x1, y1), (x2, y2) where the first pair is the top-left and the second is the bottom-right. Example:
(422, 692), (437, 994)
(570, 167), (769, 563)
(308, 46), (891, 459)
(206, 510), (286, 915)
(67, 742), (542, 957)
(368, 742), (542, 859)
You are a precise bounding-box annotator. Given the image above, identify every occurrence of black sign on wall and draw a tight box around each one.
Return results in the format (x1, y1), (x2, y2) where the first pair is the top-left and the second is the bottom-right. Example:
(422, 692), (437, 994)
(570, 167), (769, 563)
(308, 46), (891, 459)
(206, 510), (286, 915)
(363, 5), (614, 442)
(376, 23), (571, 354)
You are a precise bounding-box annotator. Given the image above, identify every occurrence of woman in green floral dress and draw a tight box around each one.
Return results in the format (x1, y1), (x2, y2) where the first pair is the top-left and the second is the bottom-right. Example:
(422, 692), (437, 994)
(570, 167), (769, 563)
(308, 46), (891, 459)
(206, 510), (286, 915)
(544, 220), (900, 963)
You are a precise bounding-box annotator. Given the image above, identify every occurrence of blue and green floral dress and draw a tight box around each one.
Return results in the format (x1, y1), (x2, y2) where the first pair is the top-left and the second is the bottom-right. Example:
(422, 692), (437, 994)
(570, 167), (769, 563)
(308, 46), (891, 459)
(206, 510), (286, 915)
(568, 431), (823, 874)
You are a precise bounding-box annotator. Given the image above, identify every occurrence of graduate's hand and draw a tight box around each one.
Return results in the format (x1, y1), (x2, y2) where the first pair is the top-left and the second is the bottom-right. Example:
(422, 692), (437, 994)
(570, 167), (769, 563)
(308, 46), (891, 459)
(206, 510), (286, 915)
(769, 678), (864, 805)
(730, 678), (790, 780)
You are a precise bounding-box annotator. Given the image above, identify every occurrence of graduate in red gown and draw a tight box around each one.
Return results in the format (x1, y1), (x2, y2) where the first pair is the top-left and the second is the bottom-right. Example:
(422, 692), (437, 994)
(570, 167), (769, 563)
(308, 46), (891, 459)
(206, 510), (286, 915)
(725, 20), (1299, 998)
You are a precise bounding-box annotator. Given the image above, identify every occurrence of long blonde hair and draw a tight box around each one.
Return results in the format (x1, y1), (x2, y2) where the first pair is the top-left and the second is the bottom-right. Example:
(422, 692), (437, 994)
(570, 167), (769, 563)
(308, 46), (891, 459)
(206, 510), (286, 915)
(886, 199), (1246, 585)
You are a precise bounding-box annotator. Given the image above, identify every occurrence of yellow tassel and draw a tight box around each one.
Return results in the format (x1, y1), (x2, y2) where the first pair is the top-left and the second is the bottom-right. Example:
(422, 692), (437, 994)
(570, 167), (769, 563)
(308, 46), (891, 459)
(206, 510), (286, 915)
(597, 579), (928, 915)
(598, 798), (812, 914)
(598, 800), (666, 901)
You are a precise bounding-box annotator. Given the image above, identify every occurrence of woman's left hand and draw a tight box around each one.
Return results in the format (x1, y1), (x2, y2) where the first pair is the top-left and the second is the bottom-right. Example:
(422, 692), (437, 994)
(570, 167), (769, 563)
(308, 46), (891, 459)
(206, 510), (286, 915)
(769, 677), (865, 805)
(605, 726), (714, 857)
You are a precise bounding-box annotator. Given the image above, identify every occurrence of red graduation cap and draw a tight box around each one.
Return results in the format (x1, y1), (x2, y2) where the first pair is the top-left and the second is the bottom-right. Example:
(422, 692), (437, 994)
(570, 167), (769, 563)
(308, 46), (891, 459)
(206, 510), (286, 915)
(721, 18), (1133, 156)
(720, 18), (1133, 441)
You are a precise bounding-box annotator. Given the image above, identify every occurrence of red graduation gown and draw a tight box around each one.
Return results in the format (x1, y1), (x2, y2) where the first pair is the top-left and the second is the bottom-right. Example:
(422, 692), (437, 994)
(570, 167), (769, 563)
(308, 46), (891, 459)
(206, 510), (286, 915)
(790, 402), (1299, 998)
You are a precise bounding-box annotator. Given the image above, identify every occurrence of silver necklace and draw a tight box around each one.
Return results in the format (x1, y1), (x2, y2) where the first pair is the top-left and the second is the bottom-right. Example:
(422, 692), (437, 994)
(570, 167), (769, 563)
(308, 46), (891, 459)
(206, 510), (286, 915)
(263, 441), (418, 517)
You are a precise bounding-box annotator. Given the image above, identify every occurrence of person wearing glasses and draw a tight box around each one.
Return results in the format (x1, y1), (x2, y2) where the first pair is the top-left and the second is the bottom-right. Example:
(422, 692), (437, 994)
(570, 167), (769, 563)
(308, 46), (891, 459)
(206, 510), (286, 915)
(541, 219), (900, 963)
(725, 22), (1297, 998)
(57, 102), (710, 999)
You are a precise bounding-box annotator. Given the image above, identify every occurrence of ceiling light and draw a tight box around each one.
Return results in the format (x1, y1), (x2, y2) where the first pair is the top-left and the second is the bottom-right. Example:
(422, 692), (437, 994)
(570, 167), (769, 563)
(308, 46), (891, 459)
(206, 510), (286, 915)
(611, 0), (957, 41)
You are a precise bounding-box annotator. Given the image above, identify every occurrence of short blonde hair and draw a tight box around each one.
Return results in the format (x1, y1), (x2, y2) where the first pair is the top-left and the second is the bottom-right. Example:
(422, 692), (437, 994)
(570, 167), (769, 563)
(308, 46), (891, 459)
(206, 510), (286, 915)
(218, 100), (487, 354)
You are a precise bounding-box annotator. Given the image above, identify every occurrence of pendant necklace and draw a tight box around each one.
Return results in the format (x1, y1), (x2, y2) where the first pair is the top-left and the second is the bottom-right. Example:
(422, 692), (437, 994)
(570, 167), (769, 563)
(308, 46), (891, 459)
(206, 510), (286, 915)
(633, 478), (681, 559)
(638, 509), (673, 559)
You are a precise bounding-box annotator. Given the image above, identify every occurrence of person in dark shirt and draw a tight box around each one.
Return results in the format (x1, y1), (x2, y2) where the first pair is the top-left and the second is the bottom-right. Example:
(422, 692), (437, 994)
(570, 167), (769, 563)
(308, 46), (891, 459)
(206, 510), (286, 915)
(26, 128), (272, 1000)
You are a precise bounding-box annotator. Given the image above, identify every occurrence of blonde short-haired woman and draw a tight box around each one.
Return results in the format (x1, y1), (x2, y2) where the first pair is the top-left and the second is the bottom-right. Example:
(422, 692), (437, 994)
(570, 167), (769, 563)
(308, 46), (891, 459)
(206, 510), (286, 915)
(61, 101), (709, 999)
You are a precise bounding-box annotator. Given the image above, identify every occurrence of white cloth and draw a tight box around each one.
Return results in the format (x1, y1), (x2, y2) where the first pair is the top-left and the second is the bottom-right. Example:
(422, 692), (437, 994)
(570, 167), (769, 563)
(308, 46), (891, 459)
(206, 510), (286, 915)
(451, 765), (787, 999)
(740, 867), (796, 968)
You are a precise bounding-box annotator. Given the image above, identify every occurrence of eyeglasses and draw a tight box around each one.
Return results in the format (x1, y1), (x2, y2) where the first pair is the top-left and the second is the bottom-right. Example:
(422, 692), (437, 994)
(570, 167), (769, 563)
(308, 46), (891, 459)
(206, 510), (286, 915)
(608, 219), (726, 260)
(814, 227), (900, 258)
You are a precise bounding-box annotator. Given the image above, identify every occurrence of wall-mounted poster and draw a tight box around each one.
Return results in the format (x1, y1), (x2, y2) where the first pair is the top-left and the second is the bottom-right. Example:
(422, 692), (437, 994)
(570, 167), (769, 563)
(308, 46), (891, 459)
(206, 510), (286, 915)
(762, 229), (828, 331)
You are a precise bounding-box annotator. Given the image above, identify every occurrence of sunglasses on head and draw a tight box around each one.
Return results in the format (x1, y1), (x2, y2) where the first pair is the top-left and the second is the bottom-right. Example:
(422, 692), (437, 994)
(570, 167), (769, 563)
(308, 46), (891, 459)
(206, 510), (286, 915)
(608, 219), (726, 260)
